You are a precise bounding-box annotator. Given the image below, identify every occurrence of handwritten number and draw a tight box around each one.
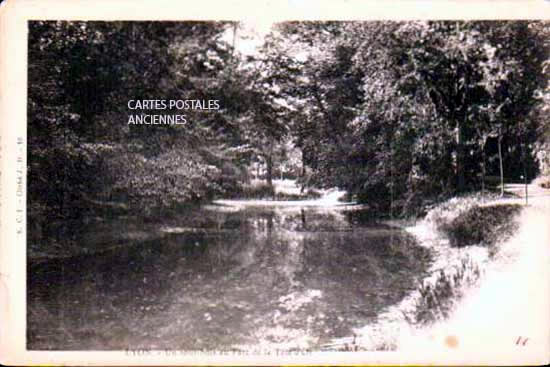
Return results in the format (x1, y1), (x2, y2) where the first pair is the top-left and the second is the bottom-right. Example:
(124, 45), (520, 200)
(516, 336), (529, 346)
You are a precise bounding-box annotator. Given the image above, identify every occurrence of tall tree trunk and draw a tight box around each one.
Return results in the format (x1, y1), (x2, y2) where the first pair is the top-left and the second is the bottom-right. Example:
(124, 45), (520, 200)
(481, 144), (486, 200)
(523, 162), (529, 205)
(456, 50), (468, 193)
(456, 119), (465, 192)
(521, 144), (529, 205)
(498, 134), (504, 197)
(266, 155), (273, 189)
(265, 142), (274, 194)
(300, 149), (306, 193)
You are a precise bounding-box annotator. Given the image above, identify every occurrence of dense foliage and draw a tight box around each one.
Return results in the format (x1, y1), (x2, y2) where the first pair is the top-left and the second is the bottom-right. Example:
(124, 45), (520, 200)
(28, 21), (241, 233)
(441, 204), (522, 248)
(273, 21), (549, 214)
(28, 20), (549, 237)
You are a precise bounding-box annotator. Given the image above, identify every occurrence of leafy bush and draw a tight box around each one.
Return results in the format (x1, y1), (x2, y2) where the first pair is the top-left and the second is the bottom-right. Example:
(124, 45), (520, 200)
(440, 204), (521, 248)
(234, 182), (275, 199)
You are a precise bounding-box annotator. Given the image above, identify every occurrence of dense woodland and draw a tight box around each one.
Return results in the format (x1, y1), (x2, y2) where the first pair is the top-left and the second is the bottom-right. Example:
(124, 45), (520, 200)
(28, 21), (550, 240)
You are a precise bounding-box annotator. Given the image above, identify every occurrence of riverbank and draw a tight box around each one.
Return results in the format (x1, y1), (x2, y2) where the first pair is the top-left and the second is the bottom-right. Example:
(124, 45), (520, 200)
(329, 185), (549, 360)
(27, 178), (549, 357)
(403, 184), (549, 365)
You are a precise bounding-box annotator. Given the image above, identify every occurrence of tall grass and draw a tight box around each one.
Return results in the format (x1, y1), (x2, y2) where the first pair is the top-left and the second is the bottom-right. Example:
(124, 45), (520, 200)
(413, 256), (482, 325)
(410, 197), (521, 325)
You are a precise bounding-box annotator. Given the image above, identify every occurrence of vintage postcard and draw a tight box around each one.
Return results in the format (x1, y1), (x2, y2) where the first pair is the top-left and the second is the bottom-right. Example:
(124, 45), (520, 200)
(1, 0), (549, 365)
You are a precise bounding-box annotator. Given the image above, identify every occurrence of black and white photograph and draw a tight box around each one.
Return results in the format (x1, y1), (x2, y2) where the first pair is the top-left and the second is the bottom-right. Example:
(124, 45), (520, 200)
(0, 1), (549, 364)
(24, 17), (550, 354)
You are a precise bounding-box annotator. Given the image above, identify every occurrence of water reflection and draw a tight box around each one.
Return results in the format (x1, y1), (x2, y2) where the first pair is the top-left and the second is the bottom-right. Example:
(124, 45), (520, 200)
(28, 205), (431, 350)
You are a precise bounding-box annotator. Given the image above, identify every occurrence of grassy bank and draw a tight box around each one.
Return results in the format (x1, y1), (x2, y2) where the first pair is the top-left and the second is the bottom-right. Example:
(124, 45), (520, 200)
(344, 192), (526, 351)
(411, 195), (523, 325)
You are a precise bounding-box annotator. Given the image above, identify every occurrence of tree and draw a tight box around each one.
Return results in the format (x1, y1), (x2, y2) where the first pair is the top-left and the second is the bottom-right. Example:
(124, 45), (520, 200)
(28, 21), (240, 230)
(270, 21), (547, 213)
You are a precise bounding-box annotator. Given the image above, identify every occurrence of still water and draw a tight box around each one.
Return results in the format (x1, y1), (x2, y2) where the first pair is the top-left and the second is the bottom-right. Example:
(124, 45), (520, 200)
(28, 203), (431, 350)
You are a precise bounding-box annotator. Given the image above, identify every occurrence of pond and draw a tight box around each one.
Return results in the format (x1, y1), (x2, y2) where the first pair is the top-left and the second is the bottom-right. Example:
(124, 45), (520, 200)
(27, 201), (432, 351)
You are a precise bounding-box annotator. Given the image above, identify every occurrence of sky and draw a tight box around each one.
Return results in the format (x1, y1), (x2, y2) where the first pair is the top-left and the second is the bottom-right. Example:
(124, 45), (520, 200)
(221, 20), (275, 56)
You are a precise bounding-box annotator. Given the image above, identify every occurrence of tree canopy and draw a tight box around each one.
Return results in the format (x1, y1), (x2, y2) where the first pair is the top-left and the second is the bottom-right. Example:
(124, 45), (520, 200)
(28, 20), (549, 230)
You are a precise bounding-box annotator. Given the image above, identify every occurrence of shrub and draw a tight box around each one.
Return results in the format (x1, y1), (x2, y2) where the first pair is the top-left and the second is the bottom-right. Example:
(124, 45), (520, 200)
(440, 204), (521, 248)
(236, 182), (275, 199)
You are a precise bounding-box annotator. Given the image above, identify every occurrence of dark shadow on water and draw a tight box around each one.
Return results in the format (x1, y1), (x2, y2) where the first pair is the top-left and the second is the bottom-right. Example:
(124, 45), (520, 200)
(28, 205), (431, 350)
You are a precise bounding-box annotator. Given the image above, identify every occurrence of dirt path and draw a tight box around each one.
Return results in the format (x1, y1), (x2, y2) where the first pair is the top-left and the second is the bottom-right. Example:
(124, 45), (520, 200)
(401, 184), (550, 365)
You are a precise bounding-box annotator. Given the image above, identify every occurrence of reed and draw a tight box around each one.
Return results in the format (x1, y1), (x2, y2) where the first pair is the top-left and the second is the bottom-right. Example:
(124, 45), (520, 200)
(413, 256), (482, 325)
